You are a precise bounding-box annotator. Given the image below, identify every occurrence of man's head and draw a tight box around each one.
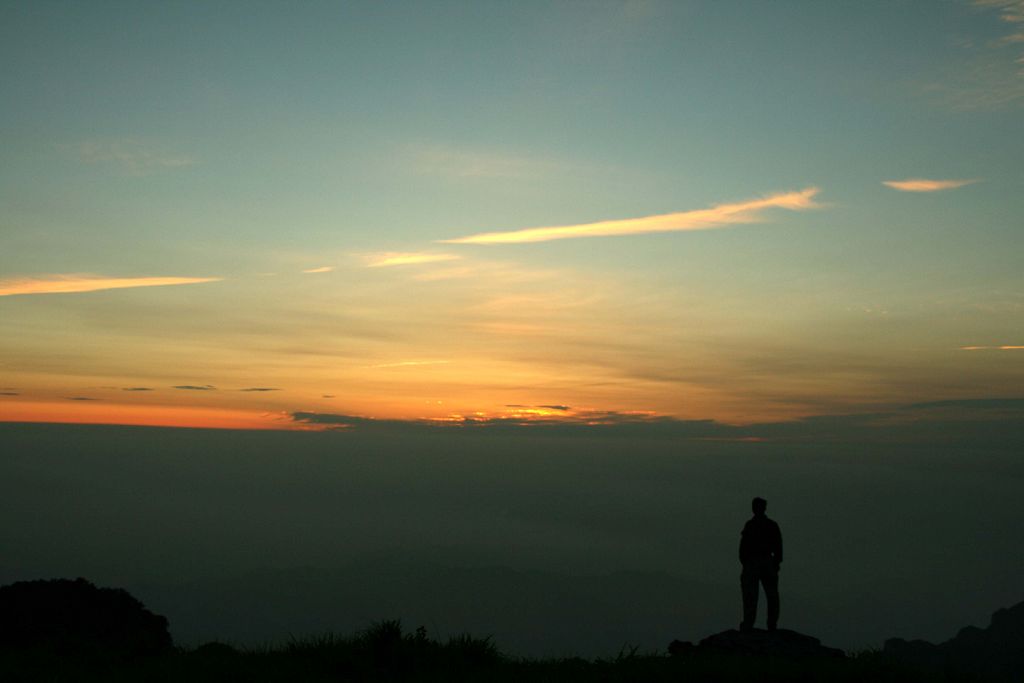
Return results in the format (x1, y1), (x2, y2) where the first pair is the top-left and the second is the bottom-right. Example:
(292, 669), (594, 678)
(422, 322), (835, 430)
(752, 497), (767, 515)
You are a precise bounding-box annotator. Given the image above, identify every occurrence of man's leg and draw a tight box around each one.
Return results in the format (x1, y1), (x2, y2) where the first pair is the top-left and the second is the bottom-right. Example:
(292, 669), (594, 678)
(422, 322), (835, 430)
(762, 569), (779, 631)
(740, 568), (758, 631)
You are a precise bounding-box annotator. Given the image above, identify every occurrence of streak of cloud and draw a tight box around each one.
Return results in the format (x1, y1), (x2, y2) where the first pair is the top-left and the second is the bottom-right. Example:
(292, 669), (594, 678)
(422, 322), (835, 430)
(173, 385), (217, 391)
(0, 274), (222, 297)
(302, 266), (334, 273)
(960, 345), (1024, 350)
(883, 178), (979, 192)
(442, 188), (821, 244)
(66, 397), (98, 401)
(0, 392), (19, 396)
(927, 3), (1024, 109)
(366, 252), (462, 267)
(290, 410), (669, 430)
(976, 0), (1024, 44)
(506, 404), (572, 412)
(122, 387), (154, 391)
(239, 387), (281, 392)
(975, 0), (1024, 22)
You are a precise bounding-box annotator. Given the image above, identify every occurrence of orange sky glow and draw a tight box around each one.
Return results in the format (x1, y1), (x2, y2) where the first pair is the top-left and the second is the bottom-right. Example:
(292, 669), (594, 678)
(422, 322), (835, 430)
(0, 401), (292, 431)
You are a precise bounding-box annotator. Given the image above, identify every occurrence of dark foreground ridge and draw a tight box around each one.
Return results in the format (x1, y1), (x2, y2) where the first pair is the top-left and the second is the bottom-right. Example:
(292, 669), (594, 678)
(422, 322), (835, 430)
(1, 577), (1022, 682)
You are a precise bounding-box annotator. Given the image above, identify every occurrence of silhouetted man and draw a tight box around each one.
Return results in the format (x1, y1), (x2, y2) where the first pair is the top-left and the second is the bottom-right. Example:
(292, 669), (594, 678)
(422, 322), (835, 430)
(739, 496), (782, 632)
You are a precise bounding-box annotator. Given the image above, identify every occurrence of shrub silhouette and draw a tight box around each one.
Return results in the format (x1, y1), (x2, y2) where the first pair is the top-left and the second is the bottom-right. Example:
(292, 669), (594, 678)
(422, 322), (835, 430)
(0, 577), (171, 658)
(279, 620), (502, 680)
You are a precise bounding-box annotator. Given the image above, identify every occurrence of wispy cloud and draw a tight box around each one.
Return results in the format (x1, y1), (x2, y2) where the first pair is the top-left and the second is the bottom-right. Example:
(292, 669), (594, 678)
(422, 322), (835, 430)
(239, 387), (281, 392)
(0, 274), (223, 297)
(925, 2), (1024, 109)
(960, 345), (1024, 350)
(976, 0), (1024, 22)
(979, 0), (1024, 50)
(66, 396), (99, 401)
(302, 266), (334, 273)
(173, 385), (217, 391)
(74, 139), (197, 174)
(121, 387), (154, 392)
(365, 252), (462, 268)
(289, 409), (677, 431)
(442, 188), (821, 245)
(506, 404), (572, 412)
(0, 392), (19, 396)
(883, 178), (979, 192)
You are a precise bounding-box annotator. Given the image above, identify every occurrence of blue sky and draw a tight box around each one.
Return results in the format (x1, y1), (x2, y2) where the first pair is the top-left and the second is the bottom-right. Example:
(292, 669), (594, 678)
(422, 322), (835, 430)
(1, 0), (1022, 427)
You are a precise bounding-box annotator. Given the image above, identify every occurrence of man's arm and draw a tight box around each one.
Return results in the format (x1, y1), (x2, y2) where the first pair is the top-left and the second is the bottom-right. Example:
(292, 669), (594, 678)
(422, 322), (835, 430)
(739, 522), (749, 564)
(774, 522), (783, 565)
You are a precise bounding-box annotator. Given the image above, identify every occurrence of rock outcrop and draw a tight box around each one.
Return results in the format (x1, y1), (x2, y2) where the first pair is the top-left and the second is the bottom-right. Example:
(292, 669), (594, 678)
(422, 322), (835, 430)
(670, 628), (845, 659)
(0, 577), (172, 657)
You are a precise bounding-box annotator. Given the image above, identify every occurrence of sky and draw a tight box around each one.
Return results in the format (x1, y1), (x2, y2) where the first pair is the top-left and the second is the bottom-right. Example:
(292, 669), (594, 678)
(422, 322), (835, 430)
(2, 0), (1023, 430)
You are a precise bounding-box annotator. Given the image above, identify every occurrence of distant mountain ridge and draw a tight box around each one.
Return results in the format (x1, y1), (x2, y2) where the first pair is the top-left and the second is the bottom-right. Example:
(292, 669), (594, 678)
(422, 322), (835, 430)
(3, 574), (1023, 680)
(884, 599), (1024, 679)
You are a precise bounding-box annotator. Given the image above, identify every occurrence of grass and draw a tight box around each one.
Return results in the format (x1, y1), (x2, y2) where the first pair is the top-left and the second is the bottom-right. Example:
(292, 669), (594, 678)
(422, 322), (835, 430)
(0, 621), (999, 682)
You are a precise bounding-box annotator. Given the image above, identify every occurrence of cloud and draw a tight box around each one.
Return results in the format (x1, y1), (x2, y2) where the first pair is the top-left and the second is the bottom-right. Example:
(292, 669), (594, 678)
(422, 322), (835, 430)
(173, 385), (217, 391)
(302, 266), (334, 274)
(0, 392), (19, 396)
(290, 412), (400, 430)
(121, 387), (154, 391)
(961, 345), (1024, 350)
(291, 408), (714, 433)
(976, 0), (1024, 36)
(289, 399), (1024, 444)
(66, 397), (99, 401)
(506, 404), (572, 412)
(882, 178), (979, 192)
(0, 274), (222, 297)
(925, 2), (1024, 109)
(365, 253), (462, 268)
(975, 0), (1024, 22)
(442, 188), (821, 244)
(239, 387), (281, 392)
(74, 139), (196, 174)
